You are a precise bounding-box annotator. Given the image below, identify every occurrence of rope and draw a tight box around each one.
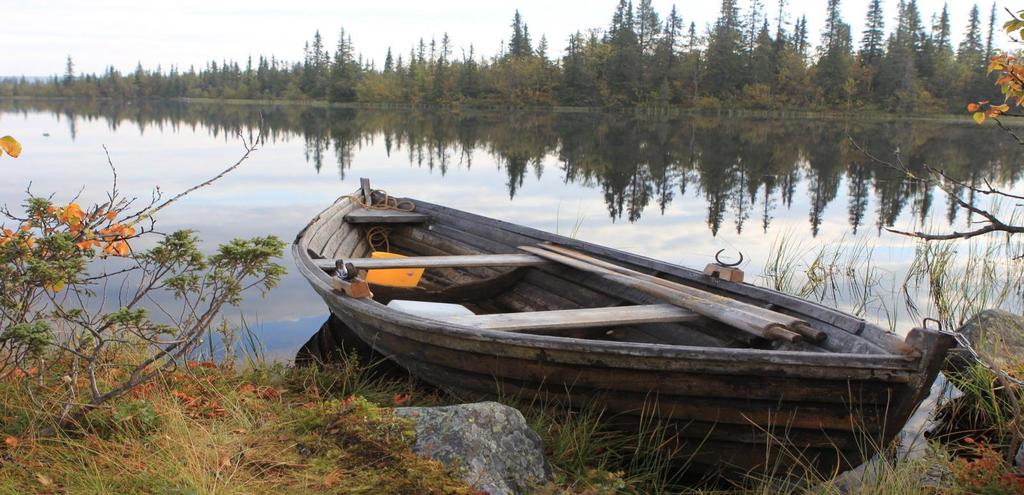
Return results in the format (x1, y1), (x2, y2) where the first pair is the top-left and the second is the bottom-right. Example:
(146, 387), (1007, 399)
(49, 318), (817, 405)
(349, 188), (416, 212)
(366, 225), (391, 253)
(347, 188), (416, 253)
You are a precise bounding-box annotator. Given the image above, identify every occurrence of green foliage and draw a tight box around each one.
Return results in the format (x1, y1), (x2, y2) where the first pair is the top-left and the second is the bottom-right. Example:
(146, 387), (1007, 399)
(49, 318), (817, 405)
(0, 321), (51, 360)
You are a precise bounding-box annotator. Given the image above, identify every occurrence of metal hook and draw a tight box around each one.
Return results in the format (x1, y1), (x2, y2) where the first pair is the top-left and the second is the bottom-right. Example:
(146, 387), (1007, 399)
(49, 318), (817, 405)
(922, 317), (942, 331)
(714, 249), (744, 268)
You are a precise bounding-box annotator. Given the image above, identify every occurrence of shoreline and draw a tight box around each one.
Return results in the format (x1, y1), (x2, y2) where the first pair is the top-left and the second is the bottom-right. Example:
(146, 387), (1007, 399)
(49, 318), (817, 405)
(0, 94), (1007, 125)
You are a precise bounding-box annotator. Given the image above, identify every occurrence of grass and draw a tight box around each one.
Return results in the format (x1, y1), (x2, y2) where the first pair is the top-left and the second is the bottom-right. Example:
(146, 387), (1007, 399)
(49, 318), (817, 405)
(3, 343), (1023, 493)
(759, 231), (1024, 334)
(0, 357), (470, 495)
(5, 232), (1024, 494)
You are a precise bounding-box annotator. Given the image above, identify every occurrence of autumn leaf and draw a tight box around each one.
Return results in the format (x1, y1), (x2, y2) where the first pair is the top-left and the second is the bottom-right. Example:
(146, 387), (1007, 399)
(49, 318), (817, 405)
(59, 203), (85, 226)
(34, 473), (53, 487)
(967, 102), (980, 112)
(392, 392), (412, 405)
(3, 436), (18, 449)
(973, 112), (986, 124)
(0, 136), (21, 158)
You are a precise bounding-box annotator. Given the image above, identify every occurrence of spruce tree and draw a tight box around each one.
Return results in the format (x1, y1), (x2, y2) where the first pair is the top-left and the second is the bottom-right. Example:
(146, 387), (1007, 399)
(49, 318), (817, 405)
(63, 56), (75, 86)
(635, 0), (661, 55)
(383, 48), (394, 73)
(958, 4), (983, 62)
(860, 0), (885, 67)
(508, 10), (533, 58)
(605, 0), (642, 102)
(816, 0), (853, 103)
(704, 0), (746, 95)
(935, 3), (951, 52)
(984, 2), (996, 59)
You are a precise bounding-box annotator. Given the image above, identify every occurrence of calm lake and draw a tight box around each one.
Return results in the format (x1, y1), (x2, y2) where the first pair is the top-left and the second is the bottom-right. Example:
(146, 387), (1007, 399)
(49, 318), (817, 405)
(2, 99), (1020, 360)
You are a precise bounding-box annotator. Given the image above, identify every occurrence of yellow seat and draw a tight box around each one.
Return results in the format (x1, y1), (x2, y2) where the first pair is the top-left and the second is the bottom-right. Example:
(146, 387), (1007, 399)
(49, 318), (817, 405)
(365, 251), (424, 288)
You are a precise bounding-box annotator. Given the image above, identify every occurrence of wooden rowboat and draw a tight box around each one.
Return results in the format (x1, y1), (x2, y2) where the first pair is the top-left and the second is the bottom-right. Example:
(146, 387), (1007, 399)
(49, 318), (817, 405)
(293, 181), (954, 476)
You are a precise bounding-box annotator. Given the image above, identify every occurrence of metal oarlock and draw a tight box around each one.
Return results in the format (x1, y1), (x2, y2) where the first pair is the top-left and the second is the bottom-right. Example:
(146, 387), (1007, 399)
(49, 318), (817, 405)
(704, 249), (745, 283)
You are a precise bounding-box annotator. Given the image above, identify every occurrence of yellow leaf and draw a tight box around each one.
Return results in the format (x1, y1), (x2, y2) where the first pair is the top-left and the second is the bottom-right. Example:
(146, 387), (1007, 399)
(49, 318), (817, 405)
(973, 112), (986, 124)
(46, 281), (66, 292)
(34, 473), (53, 487)
(0, 136), (21, 158)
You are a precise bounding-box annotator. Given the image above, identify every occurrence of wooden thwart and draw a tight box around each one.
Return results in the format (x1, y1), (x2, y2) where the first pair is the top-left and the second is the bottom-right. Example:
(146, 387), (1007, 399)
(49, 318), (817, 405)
(443, 304), (700, 333)
(314, 253), (548, 271)
(344, 208), (430, 224)
(521, 244), (826, 344)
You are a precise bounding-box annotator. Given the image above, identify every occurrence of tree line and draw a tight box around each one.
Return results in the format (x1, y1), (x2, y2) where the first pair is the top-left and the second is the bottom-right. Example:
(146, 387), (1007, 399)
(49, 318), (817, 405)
(0, 0), (1004, 111)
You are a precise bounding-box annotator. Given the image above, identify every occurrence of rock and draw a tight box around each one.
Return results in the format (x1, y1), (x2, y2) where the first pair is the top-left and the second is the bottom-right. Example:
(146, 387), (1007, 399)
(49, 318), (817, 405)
(1016, 443), (1024, 469)
(952, 309), (1024, 371)
(395, 402), (551, 495)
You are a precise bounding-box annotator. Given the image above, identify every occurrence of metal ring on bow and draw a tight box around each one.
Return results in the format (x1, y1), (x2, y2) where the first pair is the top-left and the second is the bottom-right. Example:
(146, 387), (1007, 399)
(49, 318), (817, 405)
(714, 249), (744, 268)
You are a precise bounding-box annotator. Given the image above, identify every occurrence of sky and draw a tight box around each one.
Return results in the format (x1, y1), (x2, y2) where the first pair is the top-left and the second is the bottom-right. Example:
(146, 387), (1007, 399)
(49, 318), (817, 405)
(0, 0), (1014, 77)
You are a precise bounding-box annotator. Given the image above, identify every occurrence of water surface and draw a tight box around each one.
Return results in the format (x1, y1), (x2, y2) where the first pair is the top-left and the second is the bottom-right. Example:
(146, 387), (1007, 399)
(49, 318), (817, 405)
(2, 100), (1019, 359)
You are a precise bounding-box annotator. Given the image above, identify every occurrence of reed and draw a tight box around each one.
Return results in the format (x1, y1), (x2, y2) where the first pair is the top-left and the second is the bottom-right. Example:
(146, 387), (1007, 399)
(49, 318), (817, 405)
(759, 231), (1024, 334)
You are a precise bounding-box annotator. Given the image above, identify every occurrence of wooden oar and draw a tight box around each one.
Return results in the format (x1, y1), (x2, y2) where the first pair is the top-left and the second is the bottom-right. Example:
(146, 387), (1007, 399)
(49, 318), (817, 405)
(518, 245), (803, 343)
(533, 243), (828, 343)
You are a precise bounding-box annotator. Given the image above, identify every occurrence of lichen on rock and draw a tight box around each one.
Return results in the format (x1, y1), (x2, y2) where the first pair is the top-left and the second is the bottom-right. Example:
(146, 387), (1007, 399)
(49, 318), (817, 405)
(396, 401), (552, 495)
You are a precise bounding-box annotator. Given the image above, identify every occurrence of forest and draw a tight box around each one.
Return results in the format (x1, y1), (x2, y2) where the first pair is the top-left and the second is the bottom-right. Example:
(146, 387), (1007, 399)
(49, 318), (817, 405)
(0, 0), (1007, 111)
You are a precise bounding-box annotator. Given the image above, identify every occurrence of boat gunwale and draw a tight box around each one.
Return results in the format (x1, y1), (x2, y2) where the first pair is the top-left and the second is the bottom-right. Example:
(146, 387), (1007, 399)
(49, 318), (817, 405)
(293, 196), (922, 373)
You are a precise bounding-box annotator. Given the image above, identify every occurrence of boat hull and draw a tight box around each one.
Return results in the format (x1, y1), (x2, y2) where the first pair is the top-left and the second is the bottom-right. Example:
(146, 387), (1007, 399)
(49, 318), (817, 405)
(293, 194), (954, 475)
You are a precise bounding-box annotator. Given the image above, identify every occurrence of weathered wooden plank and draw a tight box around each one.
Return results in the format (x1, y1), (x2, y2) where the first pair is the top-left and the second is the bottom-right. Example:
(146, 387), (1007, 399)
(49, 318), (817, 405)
(334, 303), (919, 378)
(520, 246), (805, 343)
(537, 243), (829, 343)
(418, 201), (885, 337)
(364, 329), (899, 405)
(389, 353), (885, 431)
(313, 253), (548, 271)
(305, 200), (355, 254)
(323, 223), (359, 258)
(344, 207), (430, 224)
(425, 212), (889, 355)
(444, 304), (700, 332)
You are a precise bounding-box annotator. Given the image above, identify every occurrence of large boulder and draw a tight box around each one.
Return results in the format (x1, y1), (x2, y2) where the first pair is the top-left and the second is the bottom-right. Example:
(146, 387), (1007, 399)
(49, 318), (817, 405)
(951, 309), (1024, 371)
(395, 402), (552, 495)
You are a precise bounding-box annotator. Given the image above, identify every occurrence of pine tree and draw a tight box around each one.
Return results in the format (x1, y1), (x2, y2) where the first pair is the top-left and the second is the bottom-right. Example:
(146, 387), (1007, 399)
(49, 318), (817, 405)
(984, 2), (996, 58)
(773, 0), (787, 48)
(508, 10), (533, 58)
(745, 0), (764, 58)
(329, 28), (358, 102)
(794, 15), (809, 59)
(816, 0), (853, 103)
(560, 31), (596, 105)
(63, 56), (75, 86)
(704, 0), (746, 95)
(635, 0), (661, 55)
(750, 19), (775, 87)
(383, 48), (394, 73)
(860, 0), (885, 67)
(935, 3), (951, 52)
(605, 0), (642, 102)
(958, 4), (983, 63)
(652, 5), (683, 101)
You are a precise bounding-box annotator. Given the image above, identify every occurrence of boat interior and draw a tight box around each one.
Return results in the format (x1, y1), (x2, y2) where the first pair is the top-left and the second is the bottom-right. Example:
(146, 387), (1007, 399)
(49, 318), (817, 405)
(301, 191), (902, 357)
